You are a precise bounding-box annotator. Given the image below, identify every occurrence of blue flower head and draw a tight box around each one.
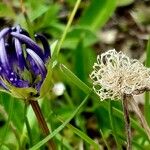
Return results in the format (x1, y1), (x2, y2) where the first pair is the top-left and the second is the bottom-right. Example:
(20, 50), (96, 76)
(0, 25), (51, 99)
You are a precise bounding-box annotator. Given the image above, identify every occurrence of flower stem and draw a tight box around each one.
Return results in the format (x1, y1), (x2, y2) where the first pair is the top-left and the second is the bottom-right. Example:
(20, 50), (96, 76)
(129, 96), (150, 140)
(29, 100), (56, 150)
(122, 94), (132, 150)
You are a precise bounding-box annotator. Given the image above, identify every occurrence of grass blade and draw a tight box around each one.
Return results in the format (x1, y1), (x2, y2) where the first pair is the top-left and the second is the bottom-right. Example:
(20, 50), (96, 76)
(79, 0), (117, 30)
(60, 64), (92, 94)
(145, 38), (150, 125)
(109, 100), (122, 149)
(58, 120), (100, 150)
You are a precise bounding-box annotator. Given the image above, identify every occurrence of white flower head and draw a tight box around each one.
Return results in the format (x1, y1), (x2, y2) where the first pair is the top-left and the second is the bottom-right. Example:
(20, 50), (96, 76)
(90, 49), (150, 100)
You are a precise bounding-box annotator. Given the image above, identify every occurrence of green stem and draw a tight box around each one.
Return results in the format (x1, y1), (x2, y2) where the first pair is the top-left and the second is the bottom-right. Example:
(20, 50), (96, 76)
(64, 91), (74, 109)
(144, 92), (150, 125)
(100, 129), (111, 150)
(29, 100), (56, 150)
(109, 100), (122, 149)
(145, 38), (150, 125)
(50, 0), (81, 64)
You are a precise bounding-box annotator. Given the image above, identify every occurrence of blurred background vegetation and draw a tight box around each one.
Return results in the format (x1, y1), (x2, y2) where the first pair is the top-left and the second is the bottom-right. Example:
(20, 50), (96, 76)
(0, 0), (150, 149)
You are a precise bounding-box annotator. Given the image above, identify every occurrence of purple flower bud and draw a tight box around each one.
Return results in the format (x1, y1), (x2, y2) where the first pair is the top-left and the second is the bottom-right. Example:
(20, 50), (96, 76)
(0, 26), (51, 96)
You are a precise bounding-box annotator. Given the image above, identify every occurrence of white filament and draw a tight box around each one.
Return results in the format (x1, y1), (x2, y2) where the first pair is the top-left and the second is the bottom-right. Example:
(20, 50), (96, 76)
(90, 49), (150, 100)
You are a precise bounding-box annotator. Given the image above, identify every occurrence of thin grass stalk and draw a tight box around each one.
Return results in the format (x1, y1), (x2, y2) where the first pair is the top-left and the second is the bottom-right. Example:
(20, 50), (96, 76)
(24, 103), (33, 147)
(109, 100), (122, 149)
(29, 100), (56, 150)
(50, 0), (81, 66)
(100, 129), (111, 150)
(122, 94), (132, 150)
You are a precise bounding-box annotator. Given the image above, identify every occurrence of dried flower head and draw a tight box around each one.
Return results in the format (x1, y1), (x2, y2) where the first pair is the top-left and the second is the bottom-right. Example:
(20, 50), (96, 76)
(90, 49), (150, 100)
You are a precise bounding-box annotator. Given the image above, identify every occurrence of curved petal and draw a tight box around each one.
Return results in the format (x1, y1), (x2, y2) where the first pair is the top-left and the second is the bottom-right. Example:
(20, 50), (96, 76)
(13, 26), (26, 70)
(11, 32), (44, 59)
(19, 28), (30, 37)
(0, 38), (10, 70)
(14, 39), (26, 70)
(26, 54), (40, 75)
(35, 34), (51, 61)
(26, 48), (47, 79)
(0, 28), (10, 40)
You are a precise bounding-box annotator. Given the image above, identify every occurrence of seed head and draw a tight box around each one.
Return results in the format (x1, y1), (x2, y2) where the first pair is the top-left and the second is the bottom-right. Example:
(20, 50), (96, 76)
(90, 49), (150, 100)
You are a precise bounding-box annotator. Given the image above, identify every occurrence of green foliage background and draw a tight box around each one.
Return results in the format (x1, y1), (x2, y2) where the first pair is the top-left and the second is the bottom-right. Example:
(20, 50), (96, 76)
(0, 0), (149, 149)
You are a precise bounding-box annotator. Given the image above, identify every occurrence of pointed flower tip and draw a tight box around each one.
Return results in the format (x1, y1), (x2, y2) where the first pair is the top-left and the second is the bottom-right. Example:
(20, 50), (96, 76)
(26, 48), (47, 78)
(34, 33), (51, 59)
(90, 49), (150, 100)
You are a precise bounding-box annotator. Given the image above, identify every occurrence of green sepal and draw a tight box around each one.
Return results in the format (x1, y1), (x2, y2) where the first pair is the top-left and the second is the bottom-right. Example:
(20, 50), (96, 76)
(9, 86), (37, 99)
(39, 69), (53, 98)
(39, 40), (58, 98)
(2, 79), (37, 99)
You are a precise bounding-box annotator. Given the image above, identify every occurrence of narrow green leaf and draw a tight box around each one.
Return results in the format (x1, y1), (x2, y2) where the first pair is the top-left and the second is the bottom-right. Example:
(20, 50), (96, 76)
(39, 40), (58, 98)
(145, 38), (150, 125)
(99, 129), (111, 150)
(145, 38), (150, 67)
(56, 134), (73, 150)
(61, 122), (100, 150)
(79, 0), (117, 30)
(60, 64), (92, 94)
(109, 100), (122, 149)
(74, 38), (86, 82)
(50, 0), (81, 64)
(118, 133), (144, 149)
(30, 95), (90, 150)
(51, 40), (58, 56)
(117, 0), (134, 6)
